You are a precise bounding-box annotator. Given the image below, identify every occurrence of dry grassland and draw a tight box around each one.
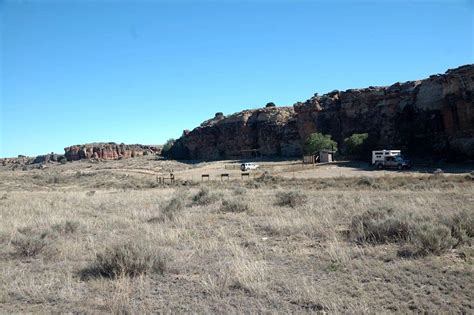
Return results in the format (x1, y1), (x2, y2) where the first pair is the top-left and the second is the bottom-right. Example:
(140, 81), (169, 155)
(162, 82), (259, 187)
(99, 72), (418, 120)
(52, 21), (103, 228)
(0, 158), (473, 313)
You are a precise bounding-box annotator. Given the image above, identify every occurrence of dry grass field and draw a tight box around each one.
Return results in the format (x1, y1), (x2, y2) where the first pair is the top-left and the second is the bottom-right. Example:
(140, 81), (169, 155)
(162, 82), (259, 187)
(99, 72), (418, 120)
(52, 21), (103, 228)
(0, 156), (473, 313)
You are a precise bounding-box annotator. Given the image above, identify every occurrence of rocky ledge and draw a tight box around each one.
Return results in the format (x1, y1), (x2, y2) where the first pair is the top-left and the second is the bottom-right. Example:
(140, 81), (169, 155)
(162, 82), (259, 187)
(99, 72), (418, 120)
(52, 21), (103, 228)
(168, 64), (474, 160)
(1, 143), (161, 168)
(64, 143), (160, 161)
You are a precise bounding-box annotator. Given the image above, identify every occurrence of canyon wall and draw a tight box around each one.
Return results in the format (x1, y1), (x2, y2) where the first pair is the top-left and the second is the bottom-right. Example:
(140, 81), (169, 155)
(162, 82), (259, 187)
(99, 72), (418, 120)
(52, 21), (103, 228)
(169, 64), (474, 160)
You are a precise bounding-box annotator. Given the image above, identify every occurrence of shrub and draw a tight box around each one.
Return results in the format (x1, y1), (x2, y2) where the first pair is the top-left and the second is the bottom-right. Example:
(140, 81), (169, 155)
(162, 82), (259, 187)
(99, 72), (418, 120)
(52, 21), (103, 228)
(352, 208), (471, 257)
(161, 138), (175, 156)
(192, 187), (221, 206)
(350, 208), (412, 244)
(255, 171), (278, 184)
(276, 191), (308, 208)
(305, 133), (337, 154)
(11, 229), (51, 258)
(408, 223), (457, 256)
(441, 211), (474, 247)
(51, 221), (80, 235)
(343, 133), (369, 158)
(220, 199), (249, 213)
(94, 242), (166, 278)
(233, 187), (247, 195)
(357, 176), (376, 187)
(160, 192), (187, 221)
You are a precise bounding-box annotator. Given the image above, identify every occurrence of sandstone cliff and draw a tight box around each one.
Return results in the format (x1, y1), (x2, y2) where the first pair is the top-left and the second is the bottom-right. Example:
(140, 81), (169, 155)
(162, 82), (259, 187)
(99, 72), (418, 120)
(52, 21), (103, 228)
(169, 65), (474, 160)
(64, 143), (160, 161)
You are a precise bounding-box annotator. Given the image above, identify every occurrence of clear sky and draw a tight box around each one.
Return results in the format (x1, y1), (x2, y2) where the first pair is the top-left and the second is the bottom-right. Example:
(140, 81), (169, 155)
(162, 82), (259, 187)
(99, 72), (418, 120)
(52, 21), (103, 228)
(0, 0), (472, 157)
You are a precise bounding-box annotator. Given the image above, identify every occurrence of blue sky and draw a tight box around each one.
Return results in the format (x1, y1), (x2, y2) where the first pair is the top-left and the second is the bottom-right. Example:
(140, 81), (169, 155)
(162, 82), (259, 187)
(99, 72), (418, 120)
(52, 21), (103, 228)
(0, 0), (472, 157)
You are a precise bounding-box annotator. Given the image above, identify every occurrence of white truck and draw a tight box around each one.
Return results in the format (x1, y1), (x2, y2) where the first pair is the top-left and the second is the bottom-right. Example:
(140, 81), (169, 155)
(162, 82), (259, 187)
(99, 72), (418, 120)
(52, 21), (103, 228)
(240, 162), (259, 171)
(372, 150), (411, 170)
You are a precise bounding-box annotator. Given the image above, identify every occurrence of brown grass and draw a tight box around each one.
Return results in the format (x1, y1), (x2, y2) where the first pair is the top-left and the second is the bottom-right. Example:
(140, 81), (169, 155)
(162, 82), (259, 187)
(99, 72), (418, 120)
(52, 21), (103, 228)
(0, 158), (473, 313)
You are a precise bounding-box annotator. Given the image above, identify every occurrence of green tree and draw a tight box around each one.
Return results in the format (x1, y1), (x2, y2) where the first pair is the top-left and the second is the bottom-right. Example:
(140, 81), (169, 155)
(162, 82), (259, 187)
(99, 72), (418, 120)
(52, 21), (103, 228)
(305, 133), (337, 154)
(161, 138), (175, 156)
(343, 133), (369, 158)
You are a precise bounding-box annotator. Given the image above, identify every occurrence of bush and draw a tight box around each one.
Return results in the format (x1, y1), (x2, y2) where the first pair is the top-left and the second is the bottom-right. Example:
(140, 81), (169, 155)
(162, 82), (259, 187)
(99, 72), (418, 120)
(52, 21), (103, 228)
(192, 187), (221, 206)
(350, 208), (412, 244)
(255, 171), (278, 184)
(147, 192), (188, 223)
(161, 199), (183, 221)
(344, 133), (369, 158)
(408, 223), (456, 256)
(265, 102), (276, 108)
(233, 187), (247, 195)
(93, 242), (167, 278)
(442, 211), (474, 247)
(161, 138), (175, 156)
(305, 133), (337, 154)
(276, 191), (308, 208)
(11, 229), (51, 258)
(51, 221), (80, 235)
(357, 176), (376, 187)
(220, 199), (249, 213)
(352, 208), (472, 257)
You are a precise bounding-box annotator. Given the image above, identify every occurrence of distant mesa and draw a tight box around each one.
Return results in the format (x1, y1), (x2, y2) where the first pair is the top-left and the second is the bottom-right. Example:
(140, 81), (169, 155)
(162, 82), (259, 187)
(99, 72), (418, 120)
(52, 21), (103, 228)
(64, 142), (161, 161)
(166, 64), (474, 160)
(1, 143), (161, 168)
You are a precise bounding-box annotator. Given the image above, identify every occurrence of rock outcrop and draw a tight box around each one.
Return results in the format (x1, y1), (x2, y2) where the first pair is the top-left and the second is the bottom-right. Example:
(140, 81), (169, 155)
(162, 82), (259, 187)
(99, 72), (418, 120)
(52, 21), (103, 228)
(1, 156), (34, 167)
(1, 153), (64, 166)
(169, 109), (301, 159)
(169, 64), (474, 160)
(64, 143), (160, 161)
(32, 153), (65, 164)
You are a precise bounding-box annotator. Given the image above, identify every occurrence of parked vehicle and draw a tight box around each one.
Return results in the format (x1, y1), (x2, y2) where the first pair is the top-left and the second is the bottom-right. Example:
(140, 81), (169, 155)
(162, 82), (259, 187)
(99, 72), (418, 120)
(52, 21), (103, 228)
(372, 150), (411, 170)
(240, 162), (259, 171)
(372, 150), (401, 164)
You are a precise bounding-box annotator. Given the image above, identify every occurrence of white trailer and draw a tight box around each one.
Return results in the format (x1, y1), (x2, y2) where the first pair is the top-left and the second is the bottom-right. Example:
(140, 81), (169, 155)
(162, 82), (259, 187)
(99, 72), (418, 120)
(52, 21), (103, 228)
(372, 150), (401, 165)
(372, 150), (411, 170)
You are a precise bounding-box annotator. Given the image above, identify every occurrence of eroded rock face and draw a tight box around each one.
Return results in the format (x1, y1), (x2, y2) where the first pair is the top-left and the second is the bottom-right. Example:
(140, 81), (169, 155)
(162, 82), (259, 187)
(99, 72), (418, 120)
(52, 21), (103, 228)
(0, 153), (64, 167)
(170, 64), (474, 160)
(169, 107), (302, 159)
(0, 156), (33, 167)
(64, 143), (160, 161)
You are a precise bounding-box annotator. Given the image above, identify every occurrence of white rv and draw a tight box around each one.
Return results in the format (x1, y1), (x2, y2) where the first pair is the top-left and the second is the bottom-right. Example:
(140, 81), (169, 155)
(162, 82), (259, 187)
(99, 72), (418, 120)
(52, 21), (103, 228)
(372, 150), (401, 164)
(372, 150), (411, 170)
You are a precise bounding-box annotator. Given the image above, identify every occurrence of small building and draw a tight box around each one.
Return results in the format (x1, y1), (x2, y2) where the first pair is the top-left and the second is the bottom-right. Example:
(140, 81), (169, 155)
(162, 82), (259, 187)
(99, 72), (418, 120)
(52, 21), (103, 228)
(319, 150), (335, 163)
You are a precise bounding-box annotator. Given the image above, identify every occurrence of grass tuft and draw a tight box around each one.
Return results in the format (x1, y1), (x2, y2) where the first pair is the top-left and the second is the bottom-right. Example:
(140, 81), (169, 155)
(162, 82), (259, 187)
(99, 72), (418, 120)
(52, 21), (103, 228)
(51, 220), (80, 235)
(192, 187), (221, 206)
(276, 191), (308, 208)
(350, 208), (412, 244)
(83, 241), (167, 279)
(158, 191), (188, 222)
(11, 229), (52, 258)
(220, 199), (249, 213)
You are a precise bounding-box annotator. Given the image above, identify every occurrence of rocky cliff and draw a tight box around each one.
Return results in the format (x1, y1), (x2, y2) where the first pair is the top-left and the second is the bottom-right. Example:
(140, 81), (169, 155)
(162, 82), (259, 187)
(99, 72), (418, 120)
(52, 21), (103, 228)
(169, 64), (474, 160)
(1, 143), (160, 169)
(64, 143), (160, 161)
